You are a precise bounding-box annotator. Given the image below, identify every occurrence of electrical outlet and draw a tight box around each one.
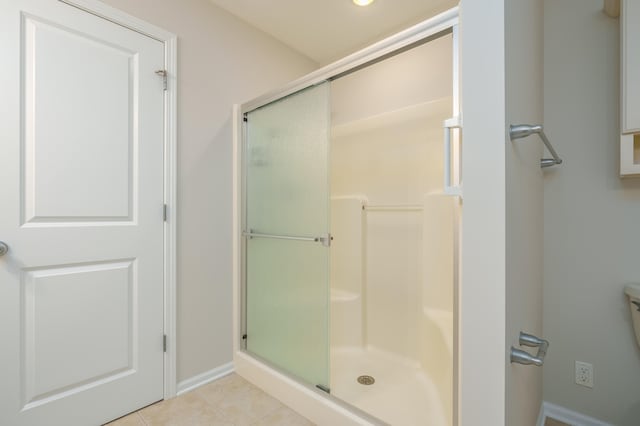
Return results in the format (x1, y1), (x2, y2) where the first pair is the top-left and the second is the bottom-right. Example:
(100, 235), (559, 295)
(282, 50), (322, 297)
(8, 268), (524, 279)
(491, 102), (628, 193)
(575, 361), (593, 388)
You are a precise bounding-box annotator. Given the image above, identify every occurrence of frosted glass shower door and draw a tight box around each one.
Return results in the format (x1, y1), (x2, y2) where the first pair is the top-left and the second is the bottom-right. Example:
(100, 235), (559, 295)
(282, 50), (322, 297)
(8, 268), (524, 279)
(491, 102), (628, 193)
(244, 83), (330, 390)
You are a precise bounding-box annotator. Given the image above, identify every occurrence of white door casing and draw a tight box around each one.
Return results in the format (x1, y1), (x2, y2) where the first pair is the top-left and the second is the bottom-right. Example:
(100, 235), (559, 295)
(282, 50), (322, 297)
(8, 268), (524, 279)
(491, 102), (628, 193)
(0, 0), (176, 424)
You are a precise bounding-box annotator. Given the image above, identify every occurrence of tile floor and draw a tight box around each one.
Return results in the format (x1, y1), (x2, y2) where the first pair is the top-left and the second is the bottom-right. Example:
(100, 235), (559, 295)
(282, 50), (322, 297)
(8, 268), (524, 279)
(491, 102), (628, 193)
(106, 373), (315, 426)
(106, 374), (570, 426)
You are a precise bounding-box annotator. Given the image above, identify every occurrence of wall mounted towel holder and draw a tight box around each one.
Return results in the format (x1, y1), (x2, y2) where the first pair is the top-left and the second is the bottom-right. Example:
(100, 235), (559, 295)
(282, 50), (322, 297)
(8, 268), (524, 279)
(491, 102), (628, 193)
(510, 124), (563, 168)
(510, 332), (549, 366)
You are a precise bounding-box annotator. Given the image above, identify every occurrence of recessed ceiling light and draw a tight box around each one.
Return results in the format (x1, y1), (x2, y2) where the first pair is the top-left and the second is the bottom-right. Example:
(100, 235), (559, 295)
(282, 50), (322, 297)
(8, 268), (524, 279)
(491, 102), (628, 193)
(353, 0), (375, 6)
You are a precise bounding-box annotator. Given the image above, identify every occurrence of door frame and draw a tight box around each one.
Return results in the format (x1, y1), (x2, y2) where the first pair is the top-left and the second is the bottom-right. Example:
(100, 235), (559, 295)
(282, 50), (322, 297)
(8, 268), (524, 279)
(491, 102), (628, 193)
(232, 7), (460, 424)
(57, 0), (178, 399)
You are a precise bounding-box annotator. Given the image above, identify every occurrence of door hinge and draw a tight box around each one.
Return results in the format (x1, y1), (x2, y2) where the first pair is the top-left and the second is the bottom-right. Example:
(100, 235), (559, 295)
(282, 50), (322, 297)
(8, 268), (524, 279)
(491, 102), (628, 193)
(163, 204), (167, 221)
(155, 70), (167, 90)
(163, 334), (167, 352)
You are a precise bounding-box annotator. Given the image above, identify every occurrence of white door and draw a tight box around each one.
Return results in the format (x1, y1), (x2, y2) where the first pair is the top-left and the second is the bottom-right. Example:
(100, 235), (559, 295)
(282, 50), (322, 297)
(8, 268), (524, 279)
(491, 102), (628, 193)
(0, 1), (166, 425)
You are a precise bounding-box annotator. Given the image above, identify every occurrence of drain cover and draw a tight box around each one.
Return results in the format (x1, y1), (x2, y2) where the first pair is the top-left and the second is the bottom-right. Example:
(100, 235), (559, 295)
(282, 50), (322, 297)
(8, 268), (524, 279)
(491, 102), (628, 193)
(357, 375), (375, 385)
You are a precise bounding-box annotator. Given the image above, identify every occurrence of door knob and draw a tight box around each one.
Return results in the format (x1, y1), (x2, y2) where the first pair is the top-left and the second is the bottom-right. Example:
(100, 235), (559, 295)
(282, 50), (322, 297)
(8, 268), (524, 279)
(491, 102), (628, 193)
(0, 241), (8, 256)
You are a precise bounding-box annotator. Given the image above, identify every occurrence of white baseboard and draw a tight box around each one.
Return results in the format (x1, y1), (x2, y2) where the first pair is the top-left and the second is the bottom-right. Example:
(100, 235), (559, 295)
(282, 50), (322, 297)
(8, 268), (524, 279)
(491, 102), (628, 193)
(539, 401), (613, 426)
(176, 362), (235, 396)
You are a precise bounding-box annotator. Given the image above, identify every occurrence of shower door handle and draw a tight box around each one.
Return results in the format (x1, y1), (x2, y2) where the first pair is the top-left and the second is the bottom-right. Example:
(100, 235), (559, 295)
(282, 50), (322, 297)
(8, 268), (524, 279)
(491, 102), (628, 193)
(316, 234), (332, 247)
(243, 231), (332, 247)
(443, 116), (462, 197)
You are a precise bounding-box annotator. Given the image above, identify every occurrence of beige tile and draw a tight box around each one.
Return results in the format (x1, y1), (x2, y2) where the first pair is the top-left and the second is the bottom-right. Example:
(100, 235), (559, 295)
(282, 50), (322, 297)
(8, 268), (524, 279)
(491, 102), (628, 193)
(251, 406), (315, 426)
(195, 374), (284, 425)
(545, 418), (572, 426)
(138, 392), (232, 426)
(196, 374), (254, 405)
(217, 373), (252, 391)
(104, 412), (146, 426)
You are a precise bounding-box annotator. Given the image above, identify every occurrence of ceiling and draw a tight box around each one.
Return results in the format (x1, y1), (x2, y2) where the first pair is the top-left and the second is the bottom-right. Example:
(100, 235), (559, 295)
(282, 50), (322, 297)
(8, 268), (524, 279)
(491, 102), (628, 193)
(208, 0), (458, 64)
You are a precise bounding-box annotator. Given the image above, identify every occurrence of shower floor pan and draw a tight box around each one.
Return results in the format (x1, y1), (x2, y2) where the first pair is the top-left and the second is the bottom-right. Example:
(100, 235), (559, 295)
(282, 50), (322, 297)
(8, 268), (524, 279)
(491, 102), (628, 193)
(330, 346), (448, 426)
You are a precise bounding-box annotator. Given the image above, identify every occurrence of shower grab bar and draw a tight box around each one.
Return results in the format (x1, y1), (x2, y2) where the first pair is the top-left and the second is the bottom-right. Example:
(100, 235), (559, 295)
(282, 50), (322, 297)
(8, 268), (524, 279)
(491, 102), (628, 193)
(510, 332), (549, 367)
(509, 124), (563, 168)
(243, 230), (332, 247)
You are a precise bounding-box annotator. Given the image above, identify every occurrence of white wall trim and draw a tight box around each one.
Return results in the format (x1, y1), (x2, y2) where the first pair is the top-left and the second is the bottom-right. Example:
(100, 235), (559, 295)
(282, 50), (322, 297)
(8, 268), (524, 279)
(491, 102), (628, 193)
(162, 32), (179, 401)
(177, 363), (235, 396)
(458, 0), (506, 423)
(538, 401), (613, 426)
(57, 0), (179, 400)
(58, 0), (175, 41)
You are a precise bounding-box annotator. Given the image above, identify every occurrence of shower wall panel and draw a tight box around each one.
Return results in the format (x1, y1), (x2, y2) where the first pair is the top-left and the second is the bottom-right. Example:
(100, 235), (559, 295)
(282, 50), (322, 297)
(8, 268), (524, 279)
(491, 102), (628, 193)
(331, 106), (450, 360)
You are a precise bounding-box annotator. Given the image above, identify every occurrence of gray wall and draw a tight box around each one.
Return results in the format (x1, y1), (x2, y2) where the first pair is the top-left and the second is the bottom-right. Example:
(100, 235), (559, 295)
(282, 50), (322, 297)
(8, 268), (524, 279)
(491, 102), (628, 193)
(505, 0), (544, 424)
(100, 0), (317, 383)
(543, 1), (640, 424)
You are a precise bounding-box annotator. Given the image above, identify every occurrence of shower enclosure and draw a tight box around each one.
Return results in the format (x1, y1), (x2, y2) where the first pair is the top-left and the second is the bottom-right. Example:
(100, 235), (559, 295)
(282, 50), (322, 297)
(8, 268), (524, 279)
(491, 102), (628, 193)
(234, 8), (460, 426)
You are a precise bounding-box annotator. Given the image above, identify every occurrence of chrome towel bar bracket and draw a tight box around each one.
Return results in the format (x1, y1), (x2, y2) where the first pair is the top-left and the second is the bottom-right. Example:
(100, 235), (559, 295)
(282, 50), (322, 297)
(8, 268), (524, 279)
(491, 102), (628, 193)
(510, 332), (549, 367)
(510, 124), (563, 168)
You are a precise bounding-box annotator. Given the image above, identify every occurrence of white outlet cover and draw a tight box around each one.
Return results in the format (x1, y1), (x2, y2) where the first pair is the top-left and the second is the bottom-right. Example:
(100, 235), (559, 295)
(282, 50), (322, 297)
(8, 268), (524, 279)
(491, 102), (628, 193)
(575, 361), (594, 388)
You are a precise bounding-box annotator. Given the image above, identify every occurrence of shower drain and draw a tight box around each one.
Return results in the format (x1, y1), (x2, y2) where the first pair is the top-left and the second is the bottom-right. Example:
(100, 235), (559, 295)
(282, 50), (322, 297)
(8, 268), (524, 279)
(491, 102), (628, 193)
(357, 375), (375, 385)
